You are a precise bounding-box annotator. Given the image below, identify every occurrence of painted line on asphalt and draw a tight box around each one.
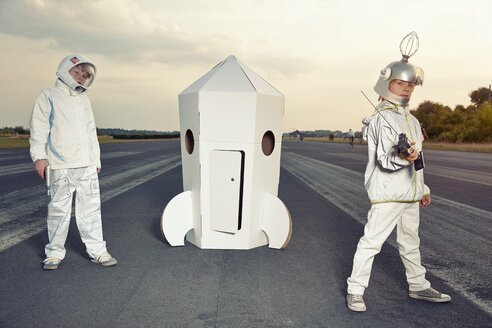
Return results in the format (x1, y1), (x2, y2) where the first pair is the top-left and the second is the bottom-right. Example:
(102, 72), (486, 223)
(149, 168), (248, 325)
(424, 166), (492, 187)
(0, 155), (181, 252)
(281, 151), (492, 316)
(0, 163), (33, 176)
(0, 151), (144, 177)
(0, 154), (29, 162)
(324, 151), (492, 187)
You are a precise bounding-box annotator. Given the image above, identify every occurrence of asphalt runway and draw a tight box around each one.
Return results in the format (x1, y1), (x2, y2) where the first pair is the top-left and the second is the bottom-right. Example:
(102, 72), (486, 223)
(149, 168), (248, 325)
(0, 139), (491, 327)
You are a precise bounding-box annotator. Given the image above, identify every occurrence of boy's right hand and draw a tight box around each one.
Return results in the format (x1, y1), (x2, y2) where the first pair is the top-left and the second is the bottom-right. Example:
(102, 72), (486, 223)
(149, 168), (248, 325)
(405, 141), (419, 162)
(34, 159), (48, 179)
(406, 150), (419, 162)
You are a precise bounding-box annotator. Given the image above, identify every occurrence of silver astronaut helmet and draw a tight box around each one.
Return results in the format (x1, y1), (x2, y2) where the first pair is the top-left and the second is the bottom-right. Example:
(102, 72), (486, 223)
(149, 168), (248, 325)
(56, 54), (97, 93)
(374, 32), (424, 106)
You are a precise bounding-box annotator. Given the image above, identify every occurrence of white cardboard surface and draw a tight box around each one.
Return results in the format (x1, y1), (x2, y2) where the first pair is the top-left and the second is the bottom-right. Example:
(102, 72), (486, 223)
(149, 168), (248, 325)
(161, 55), (292, 249)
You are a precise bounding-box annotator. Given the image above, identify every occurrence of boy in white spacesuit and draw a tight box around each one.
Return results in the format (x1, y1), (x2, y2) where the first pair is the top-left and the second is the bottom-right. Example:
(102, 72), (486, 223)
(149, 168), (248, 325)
(346, 33), (450, 312)
(30, 54), (117, 270)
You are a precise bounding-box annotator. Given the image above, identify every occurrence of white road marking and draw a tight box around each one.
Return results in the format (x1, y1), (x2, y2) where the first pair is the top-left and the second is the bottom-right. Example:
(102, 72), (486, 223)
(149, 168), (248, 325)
(0, 154), (29, 162)
(424, 166), (492, 187)
(100, 151), (143, 160)
(0, 155), (181, 252)
(100, 155), (180, 202)
(281, 151), (492, 315)
(0, 151), (144, 177)
(325, 151), (492, 187)
(0, 163), (33, 176)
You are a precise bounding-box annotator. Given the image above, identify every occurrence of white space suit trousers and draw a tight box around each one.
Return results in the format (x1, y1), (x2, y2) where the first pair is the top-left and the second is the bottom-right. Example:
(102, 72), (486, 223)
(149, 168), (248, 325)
(45, 166), (107, 260)
(347, 202), (431, 295)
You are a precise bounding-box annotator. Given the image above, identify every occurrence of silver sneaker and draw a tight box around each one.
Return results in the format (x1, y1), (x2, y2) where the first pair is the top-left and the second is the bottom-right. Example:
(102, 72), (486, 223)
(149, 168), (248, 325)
(346, 294), (367, 312)
(43, 257), (61, 270)
(91, 252), (118, 267)
(409, 287), (451, 303)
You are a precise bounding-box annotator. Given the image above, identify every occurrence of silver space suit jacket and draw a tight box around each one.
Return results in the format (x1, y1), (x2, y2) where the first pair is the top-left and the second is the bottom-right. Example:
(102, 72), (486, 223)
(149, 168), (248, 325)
(29, 79), (101, 169)
(363, 100), (430, 204)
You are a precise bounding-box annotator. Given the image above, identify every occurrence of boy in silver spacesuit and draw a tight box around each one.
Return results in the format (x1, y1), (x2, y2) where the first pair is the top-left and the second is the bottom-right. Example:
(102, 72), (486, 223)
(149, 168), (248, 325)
(30, 54), (117, 270)
(346, 33), (451, 312)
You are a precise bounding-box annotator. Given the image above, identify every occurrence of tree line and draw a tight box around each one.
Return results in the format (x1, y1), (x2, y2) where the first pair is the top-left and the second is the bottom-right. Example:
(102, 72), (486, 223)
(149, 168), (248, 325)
(411, 86), (492, 142)
(97, 128), (179, 139)
(0, 126), (29, 135)
(3, 86), (491, 143)
(0, 126), (179, 140)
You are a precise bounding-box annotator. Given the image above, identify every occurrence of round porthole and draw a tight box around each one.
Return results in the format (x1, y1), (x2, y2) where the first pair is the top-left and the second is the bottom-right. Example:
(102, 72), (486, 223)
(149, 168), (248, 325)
(185, 129), (194, 154)
(261, 130), (275, 156)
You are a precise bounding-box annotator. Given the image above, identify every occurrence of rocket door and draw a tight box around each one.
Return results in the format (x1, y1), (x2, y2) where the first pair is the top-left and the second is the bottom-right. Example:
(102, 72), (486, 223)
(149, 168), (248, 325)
(209, 150), (244, 234)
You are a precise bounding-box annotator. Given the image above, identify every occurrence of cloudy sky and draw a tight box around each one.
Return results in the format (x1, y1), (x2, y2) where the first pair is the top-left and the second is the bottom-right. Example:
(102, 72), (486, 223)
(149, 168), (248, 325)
(1, 0), (491, 132)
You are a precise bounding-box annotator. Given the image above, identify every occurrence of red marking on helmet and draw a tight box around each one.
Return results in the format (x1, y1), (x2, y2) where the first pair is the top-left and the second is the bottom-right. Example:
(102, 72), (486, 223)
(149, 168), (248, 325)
(70, 57), (80, 64)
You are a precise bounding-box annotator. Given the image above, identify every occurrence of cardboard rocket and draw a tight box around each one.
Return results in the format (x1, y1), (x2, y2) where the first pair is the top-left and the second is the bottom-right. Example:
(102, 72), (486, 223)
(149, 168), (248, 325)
(161, 55), (292, 249)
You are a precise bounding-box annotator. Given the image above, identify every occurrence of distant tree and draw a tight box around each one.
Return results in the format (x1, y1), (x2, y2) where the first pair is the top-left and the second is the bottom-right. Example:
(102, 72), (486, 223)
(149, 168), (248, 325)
(454, 104), (467, 113)
(469, 87), (492, 106)
(411, 101), (452, 139)
(0, 126), (28, 134)
(13, 126), (27, 134)
(474, 103), (492, 141)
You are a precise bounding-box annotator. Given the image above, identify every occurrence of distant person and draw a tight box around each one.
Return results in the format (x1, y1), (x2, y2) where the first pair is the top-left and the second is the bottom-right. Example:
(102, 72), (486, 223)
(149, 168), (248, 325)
(348, 129), (355, 148)
(420, 123), (430, 141)
(346, 32), (450, 312)
(360, 119), (370, 144)
(29, 54), (117, 270)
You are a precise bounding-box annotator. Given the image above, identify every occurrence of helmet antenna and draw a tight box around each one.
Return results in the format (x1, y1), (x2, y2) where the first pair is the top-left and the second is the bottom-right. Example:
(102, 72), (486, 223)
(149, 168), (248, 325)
(400, 31), (419, 63)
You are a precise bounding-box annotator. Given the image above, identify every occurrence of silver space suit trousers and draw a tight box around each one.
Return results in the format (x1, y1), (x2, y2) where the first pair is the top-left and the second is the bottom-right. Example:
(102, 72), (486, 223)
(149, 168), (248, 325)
(347, 201), (431, 295)
(45, 166), (107, 260)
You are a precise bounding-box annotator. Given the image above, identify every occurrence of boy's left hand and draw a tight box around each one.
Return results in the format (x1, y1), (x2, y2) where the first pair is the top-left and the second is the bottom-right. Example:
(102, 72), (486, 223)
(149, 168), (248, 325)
(420, 195), (431, 207)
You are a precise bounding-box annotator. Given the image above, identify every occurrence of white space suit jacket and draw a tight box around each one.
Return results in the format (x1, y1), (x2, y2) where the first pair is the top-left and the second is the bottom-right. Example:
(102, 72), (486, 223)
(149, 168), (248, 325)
(29, 79), (101, 169)
(363, 100), (430, 204)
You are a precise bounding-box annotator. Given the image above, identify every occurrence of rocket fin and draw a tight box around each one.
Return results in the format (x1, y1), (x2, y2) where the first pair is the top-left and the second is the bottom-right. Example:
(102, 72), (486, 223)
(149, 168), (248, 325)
(161, 191), (194, 246)
(261, 192), (292, 249)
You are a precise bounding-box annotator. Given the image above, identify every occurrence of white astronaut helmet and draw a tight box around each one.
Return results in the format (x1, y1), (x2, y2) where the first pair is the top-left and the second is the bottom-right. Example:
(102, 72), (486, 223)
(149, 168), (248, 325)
(374, 32), (424, 106)
(56, 54), (97, 93)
